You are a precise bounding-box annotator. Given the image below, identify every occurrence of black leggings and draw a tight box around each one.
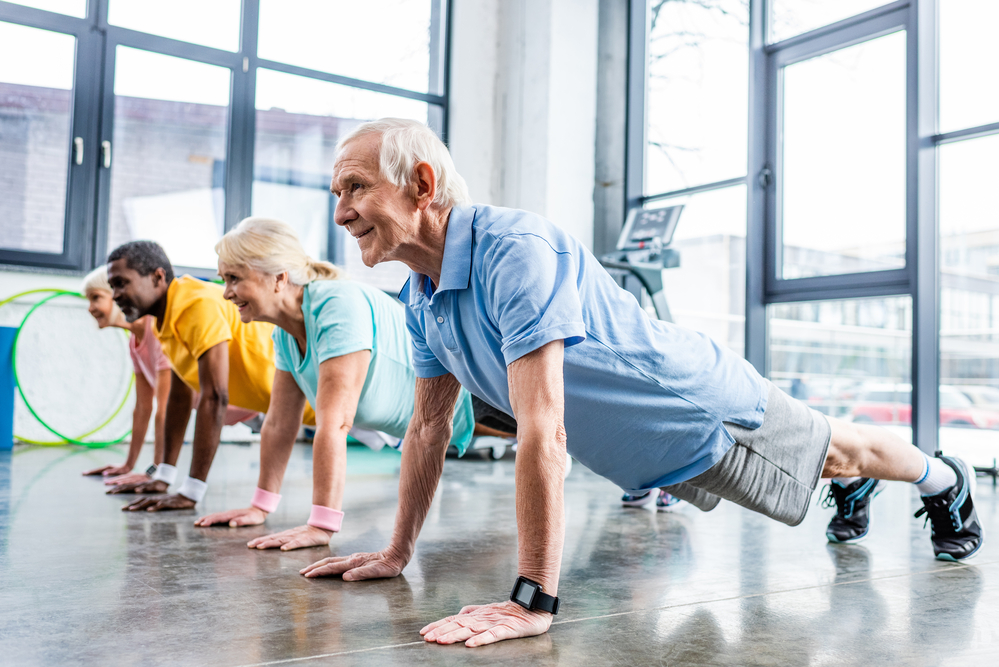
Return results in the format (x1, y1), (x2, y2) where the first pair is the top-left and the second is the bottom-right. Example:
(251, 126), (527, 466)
(471, 395), (518, 433)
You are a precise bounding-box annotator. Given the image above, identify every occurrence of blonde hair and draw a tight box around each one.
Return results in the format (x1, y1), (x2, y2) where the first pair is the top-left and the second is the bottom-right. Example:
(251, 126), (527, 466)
(215, 217), (342, 285)
(82, 266), (112, 295)
(81, 266), (124, 320)
(336, 118), (472, 209)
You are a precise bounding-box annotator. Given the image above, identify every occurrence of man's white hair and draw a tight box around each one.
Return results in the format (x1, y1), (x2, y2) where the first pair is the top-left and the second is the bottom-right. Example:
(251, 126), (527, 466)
(336, 118), (472, 209)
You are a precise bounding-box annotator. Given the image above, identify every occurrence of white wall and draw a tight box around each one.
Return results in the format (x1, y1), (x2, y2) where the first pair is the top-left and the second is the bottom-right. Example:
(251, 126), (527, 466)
(449, 0), (600, 249)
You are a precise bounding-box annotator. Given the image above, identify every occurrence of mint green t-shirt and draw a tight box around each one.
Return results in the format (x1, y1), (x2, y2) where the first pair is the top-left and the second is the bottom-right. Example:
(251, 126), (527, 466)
(272, 280), (475, 455)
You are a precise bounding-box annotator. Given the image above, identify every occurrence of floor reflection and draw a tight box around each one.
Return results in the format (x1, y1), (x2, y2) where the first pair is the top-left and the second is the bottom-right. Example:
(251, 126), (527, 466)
(0, 444), (995, 666)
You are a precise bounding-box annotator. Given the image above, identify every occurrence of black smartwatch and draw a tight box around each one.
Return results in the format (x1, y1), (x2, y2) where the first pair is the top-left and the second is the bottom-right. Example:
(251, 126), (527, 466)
(510, 576), (560, 615)
(145, 464), (157, 476)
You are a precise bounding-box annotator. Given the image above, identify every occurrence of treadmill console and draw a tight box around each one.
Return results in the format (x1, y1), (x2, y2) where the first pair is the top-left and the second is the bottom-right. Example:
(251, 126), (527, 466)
(617, 205), (682, 252)
(598, 204), (684, 322)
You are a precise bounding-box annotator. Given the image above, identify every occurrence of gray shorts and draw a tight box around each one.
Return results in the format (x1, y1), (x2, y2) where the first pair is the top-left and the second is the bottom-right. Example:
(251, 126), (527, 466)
(662, 379), (832, 527)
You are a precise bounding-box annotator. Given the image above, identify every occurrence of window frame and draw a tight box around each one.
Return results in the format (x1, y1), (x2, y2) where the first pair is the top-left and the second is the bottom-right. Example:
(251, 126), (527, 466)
(0, 0), (450, 278)
(623, 0), (999, 453)
(0, 1), (102, 271)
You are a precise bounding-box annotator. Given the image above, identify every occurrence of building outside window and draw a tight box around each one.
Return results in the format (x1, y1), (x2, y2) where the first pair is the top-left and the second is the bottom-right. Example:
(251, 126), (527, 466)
(0, 0), (446, 293)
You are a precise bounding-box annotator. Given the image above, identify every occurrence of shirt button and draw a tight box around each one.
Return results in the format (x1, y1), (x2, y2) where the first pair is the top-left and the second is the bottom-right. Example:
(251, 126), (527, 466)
(437, 316), (444, 323)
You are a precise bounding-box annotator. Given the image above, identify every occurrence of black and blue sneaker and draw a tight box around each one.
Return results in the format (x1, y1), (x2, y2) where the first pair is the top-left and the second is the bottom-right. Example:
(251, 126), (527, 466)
(823, 478), (886, 543)
(914, 454), (983, 562)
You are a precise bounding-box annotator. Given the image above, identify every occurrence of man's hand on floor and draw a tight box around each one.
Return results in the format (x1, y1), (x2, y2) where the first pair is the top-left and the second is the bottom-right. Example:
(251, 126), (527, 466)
(122, 493), (196, 512)
(420, 601), (553, 647)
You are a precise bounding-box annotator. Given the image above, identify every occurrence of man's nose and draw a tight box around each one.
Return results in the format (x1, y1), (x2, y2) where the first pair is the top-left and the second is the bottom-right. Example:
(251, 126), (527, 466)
(332, 196), (354, 227)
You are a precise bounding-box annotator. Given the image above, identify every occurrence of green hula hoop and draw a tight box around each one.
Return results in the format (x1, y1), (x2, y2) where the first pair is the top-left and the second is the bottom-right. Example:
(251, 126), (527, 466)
(3, 290), (86, 444)
(0, 288), (77, 310)
(9, 291), (133, 448)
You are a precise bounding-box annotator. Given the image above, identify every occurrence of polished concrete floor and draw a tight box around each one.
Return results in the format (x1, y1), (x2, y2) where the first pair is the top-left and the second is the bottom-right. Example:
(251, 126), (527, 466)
(1, 442), (997, 666)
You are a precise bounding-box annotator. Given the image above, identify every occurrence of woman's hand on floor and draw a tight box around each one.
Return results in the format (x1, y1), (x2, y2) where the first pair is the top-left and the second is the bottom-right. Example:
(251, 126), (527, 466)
(246, 525), (332, 550)
(106, 479), (168, 495)
(300, 548), (408, 580)
(83, 463), (130, 476)
(194, 506), (268, 528)
(104, 472), (150, 486)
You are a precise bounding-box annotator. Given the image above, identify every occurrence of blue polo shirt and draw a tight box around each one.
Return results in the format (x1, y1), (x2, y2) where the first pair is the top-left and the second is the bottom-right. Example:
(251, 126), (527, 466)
(399, 205), (769, 491)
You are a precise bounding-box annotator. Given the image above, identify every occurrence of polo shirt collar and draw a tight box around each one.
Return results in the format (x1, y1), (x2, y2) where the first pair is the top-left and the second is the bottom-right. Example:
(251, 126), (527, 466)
(404, 205), (475, 309)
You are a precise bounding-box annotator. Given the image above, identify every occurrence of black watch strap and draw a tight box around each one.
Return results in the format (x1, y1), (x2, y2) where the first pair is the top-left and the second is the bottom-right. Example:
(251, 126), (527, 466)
(532, 589), (560, 614)
(145, 464), (157, 476)
(510, 576), (560, 615)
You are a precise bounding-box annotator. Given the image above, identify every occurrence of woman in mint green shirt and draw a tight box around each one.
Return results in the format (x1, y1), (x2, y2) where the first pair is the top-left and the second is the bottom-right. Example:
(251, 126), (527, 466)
(195, 217), (502, 551)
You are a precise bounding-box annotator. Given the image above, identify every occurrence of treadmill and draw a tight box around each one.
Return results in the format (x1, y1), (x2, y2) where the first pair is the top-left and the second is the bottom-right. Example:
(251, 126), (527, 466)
(599, 204), (683, 322)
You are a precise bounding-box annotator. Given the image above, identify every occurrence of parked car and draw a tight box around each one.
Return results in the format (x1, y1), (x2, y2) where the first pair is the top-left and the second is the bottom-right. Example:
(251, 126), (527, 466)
(954, 385), (999, 411)
(850, 383), (999, 429)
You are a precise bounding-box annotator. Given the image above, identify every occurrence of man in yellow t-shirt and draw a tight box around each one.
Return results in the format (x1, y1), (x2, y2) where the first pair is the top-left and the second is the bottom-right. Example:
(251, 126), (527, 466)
(155, 275), (275, 417)
(105, 240), (312, 511)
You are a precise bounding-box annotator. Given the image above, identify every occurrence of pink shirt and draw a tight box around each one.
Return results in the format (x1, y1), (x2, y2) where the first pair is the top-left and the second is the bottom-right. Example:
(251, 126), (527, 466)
(129, 316), (257, 426)
(128, 317), (172, 388)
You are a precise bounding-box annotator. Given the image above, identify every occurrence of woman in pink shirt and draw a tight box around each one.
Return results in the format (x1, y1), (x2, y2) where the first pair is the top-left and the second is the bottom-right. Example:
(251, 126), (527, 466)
(80, 267), (259, 488)
(81, 266), (171, 485)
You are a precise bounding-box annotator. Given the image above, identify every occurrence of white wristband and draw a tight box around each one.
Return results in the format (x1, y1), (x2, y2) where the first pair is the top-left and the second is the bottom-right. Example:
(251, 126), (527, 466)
(152, 463), (178, 485)
(177, 477), (208, 503)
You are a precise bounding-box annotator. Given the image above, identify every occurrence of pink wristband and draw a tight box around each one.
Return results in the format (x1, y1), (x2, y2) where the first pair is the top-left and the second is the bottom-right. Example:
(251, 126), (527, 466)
(307, 505), (344, 533)
(250, 487), (282, 513)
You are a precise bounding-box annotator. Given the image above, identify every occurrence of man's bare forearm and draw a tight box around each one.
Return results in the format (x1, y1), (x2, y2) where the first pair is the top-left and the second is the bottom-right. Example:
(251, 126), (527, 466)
(508, 341), (568, 595)
(514, 424), (566, 594)
(387, 375), (461, 559)
(187, 389), (227, 482)
(162, 375), (193, 467)
(152, 408), (166, 465)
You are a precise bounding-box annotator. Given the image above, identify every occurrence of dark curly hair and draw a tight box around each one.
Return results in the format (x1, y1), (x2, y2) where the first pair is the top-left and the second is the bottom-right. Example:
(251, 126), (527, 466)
(107, 240), (175, 283)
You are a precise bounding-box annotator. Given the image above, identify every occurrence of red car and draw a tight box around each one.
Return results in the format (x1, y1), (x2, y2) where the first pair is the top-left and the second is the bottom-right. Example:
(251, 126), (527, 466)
(850, 384), (999, 429)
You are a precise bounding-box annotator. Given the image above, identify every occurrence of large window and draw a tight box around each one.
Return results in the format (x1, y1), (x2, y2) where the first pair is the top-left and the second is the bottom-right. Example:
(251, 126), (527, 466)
(645, 0), (747, 195)
(779, 30), (906, 279)
(628, 0), (999, 455)
(639, 0), (749, 354)
(251, 69), (430, 290)
(0, 21), (76, 255)
(0, 0), (448, 291)
(769, 296), (912, 429)
(106, 48), (231, 270)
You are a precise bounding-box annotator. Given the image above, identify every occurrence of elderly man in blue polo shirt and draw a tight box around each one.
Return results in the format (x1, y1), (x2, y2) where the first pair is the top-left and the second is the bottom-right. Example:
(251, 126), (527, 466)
(301, 119), (983, 647)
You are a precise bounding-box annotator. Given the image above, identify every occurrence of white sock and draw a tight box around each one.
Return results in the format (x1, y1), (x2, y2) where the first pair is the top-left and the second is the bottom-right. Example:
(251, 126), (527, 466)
(833, 476), (861, 486)
(914, 455), (957, 496)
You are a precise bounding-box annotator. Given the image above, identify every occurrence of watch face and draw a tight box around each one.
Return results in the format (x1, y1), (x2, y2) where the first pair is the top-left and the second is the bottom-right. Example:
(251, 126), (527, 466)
(514, 581), (536, 607)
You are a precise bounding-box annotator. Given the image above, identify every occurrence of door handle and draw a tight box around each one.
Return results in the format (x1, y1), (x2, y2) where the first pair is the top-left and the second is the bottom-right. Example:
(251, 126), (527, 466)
(73, 137), (83, 165)
(101, 140), (112, 168)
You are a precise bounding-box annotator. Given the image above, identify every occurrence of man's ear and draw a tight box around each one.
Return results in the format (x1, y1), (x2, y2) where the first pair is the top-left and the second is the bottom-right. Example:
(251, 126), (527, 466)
(152, 267), (167, 287)
(412, 161), (437, 211)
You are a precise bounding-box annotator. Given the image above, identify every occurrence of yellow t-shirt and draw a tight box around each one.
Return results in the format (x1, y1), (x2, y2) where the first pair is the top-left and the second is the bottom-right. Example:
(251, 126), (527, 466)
(154, 275), (315, 423)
